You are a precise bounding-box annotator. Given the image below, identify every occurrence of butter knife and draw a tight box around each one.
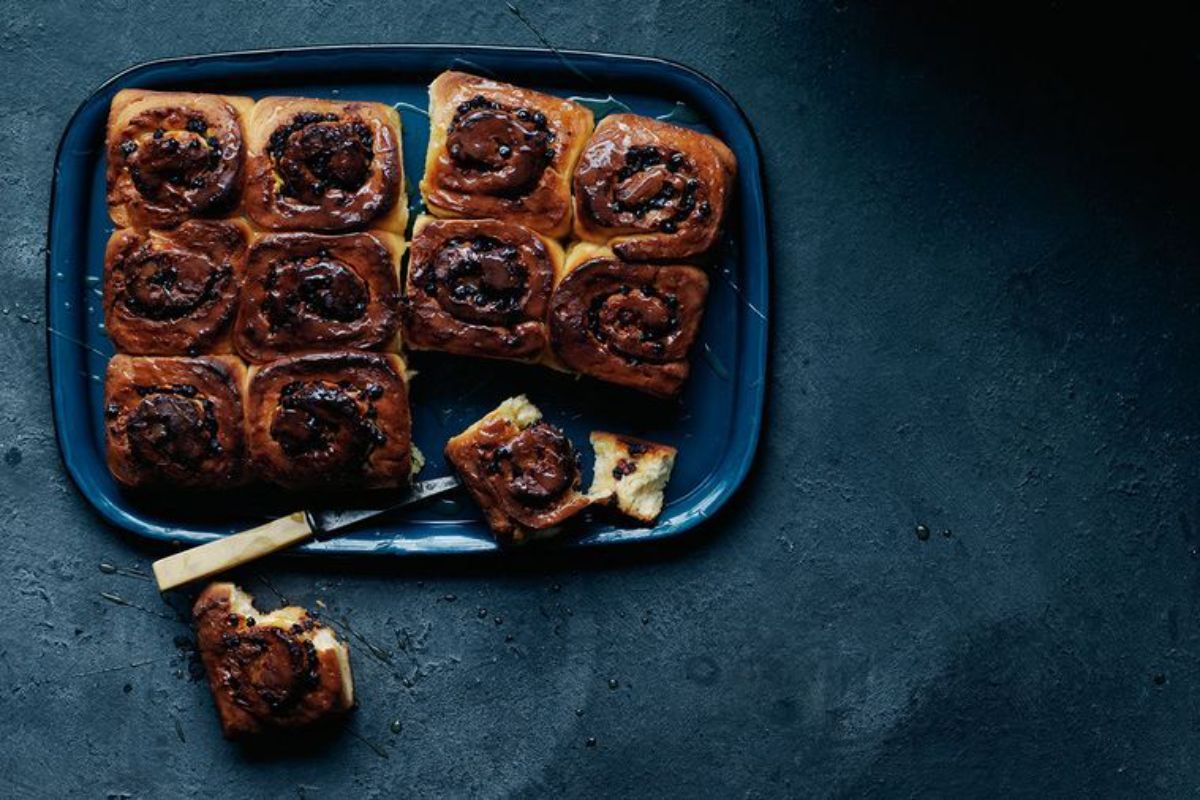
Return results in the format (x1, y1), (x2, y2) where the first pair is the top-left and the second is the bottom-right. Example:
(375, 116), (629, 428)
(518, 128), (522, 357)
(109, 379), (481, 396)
(152, 476), (462, 592)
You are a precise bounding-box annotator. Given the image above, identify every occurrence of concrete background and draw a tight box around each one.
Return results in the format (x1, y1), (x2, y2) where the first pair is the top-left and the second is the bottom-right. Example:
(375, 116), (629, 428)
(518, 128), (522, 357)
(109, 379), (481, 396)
(2, 2), (1199, 797)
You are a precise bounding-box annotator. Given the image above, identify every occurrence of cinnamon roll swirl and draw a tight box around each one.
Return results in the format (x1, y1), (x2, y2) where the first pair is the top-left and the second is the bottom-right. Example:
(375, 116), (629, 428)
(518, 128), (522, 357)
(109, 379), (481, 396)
(107, 89), (251, 229)
(193, 582), (354, 738)
(444, 395), (596, 545)
(104, 355), (248, 489)
(573, 114), (737, 261)
(245, 351), (412, 489)
(104, 220), (248, 355)
(234, 231), (403, 363)
(548, 244), (710, 398)
(244, 97), (405, 232)
(402, 215), (560, 362)
(421, 72), (594, 238)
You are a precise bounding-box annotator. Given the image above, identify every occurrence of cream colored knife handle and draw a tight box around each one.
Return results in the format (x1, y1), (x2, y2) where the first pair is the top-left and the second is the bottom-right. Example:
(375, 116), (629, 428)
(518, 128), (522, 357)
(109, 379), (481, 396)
(152, 512), (313, 592)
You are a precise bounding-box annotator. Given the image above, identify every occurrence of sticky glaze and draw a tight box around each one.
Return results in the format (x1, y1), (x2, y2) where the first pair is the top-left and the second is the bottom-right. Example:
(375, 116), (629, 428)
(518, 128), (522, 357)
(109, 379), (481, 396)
(403, 217), (553, 361)
(106, 90), (247, 229)
(548, 257), (710, 398)
(573, 113), (737, 261)
(104, 354), (247, 488)
(245, 351), (412, 489)
(235, 232), (400, 362)
(245, 99), (401, 232)
(104, 220), (247, 355)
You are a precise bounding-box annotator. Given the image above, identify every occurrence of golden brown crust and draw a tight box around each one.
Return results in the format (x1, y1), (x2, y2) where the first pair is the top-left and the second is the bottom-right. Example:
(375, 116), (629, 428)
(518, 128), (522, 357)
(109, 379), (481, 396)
(104, 355), (248, 489)
(444, 396), (593, 545)
(572, 114), (736, 261)
(547, 244), (709, 398)
(402, 215), (559, 362)
(104, 220), (248, 355)
(193, 583), (353, 739)
(420, 72), (594, 238)
(245, 351), (412, 489)
(234, 231), (403, 363)
(244, 97), (405, 233)
(107, 89), (252, 229)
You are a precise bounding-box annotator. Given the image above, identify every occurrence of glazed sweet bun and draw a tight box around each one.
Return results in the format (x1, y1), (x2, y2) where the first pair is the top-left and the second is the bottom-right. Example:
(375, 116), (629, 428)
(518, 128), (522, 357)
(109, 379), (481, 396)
(547, 242), (710, 398)
(244, 97), (405, 232)
(244, 351), (412, 490)
(107, 89), (253, 229)
(104, 219), (248, 355)
(402, 214), (560, 362)
(104, 355), (248, 489)
(588, 432), (677, 523)
(234, 230), (403, 363)
(443, 395), (597, 545)
(193, 582), (354, 738)
(421, 71), (594, 238)
(573, 113), (736, 261)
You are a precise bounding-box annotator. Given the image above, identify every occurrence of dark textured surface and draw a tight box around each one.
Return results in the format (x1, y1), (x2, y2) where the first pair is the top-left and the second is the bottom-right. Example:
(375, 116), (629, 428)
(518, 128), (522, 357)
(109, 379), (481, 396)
(3, 2), (1199, 797)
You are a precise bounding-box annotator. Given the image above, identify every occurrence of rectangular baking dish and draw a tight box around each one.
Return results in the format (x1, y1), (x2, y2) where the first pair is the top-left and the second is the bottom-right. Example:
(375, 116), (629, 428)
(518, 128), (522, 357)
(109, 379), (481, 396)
(46, 44), (769, 555)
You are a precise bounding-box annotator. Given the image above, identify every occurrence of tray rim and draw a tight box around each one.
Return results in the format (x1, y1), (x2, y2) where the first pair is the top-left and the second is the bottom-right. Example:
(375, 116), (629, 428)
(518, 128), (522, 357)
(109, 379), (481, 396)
(45, 43), (770, 556)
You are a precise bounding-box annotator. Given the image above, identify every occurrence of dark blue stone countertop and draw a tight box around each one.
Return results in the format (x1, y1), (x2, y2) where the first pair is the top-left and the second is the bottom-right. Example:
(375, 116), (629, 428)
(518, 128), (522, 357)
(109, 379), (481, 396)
(1, 2), (1197, 797)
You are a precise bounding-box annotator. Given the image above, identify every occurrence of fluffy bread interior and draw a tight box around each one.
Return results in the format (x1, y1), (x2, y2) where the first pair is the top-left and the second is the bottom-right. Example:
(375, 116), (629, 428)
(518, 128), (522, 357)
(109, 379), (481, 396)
(589, 432), (677, 523)
(459, 394), (542, 440)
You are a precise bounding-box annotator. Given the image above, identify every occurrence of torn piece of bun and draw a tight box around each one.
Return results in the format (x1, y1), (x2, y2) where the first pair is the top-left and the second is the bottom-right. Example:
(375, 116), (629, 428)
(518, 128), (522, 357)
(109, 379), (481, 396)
(588, 432), (677, 524)
(444, 395), (595, 545)
(192, 582), (353, 738)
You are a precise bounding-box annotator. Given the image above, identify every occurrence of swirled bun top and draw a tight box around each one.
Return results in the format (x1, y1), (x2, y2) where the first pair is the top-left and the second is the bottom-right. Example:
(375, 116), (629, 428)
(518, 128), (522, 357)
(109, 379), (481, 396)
(103, 220), (248, 355)
(573, 113), (736, 261)
(444, 395), (599, 544)
(244, 97), (406, 233)
(107, 89), (252, 229)
(193, 582), (353, 738)
(421, 72), (594, 238)
(403, 214), (561, 362)
(234, 230), (404, 363)
(244, 351), (413, 489)
(548, 243), (710, 398)
(104, 355), (248, 489)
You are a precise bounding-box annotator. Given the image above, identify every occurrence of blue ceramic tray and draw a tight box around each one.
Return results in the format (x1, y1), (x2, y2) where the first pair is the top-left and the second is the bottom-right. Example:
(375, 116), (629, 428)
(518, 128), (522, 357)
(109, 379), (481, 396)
(46, 45), (768, 555)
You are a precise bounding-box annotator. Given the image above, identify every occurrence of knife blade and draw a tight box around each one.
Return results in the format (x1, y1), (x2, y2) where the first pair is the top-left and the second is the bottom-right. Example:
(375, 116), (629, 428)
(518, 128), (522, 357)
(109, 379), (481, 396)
(152, 476), (463, 592)
(304, 475), (462, 536)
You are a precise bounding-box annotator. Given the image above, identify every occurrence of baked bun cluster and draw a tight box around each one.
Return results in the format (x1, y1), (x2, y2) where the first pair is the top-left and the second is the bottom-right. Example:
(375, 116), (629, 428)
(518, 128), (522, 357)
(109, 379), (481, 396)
(102, 76), (732, 507)
(103, 89), (412, 491)
(416, 72), (736, 398)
